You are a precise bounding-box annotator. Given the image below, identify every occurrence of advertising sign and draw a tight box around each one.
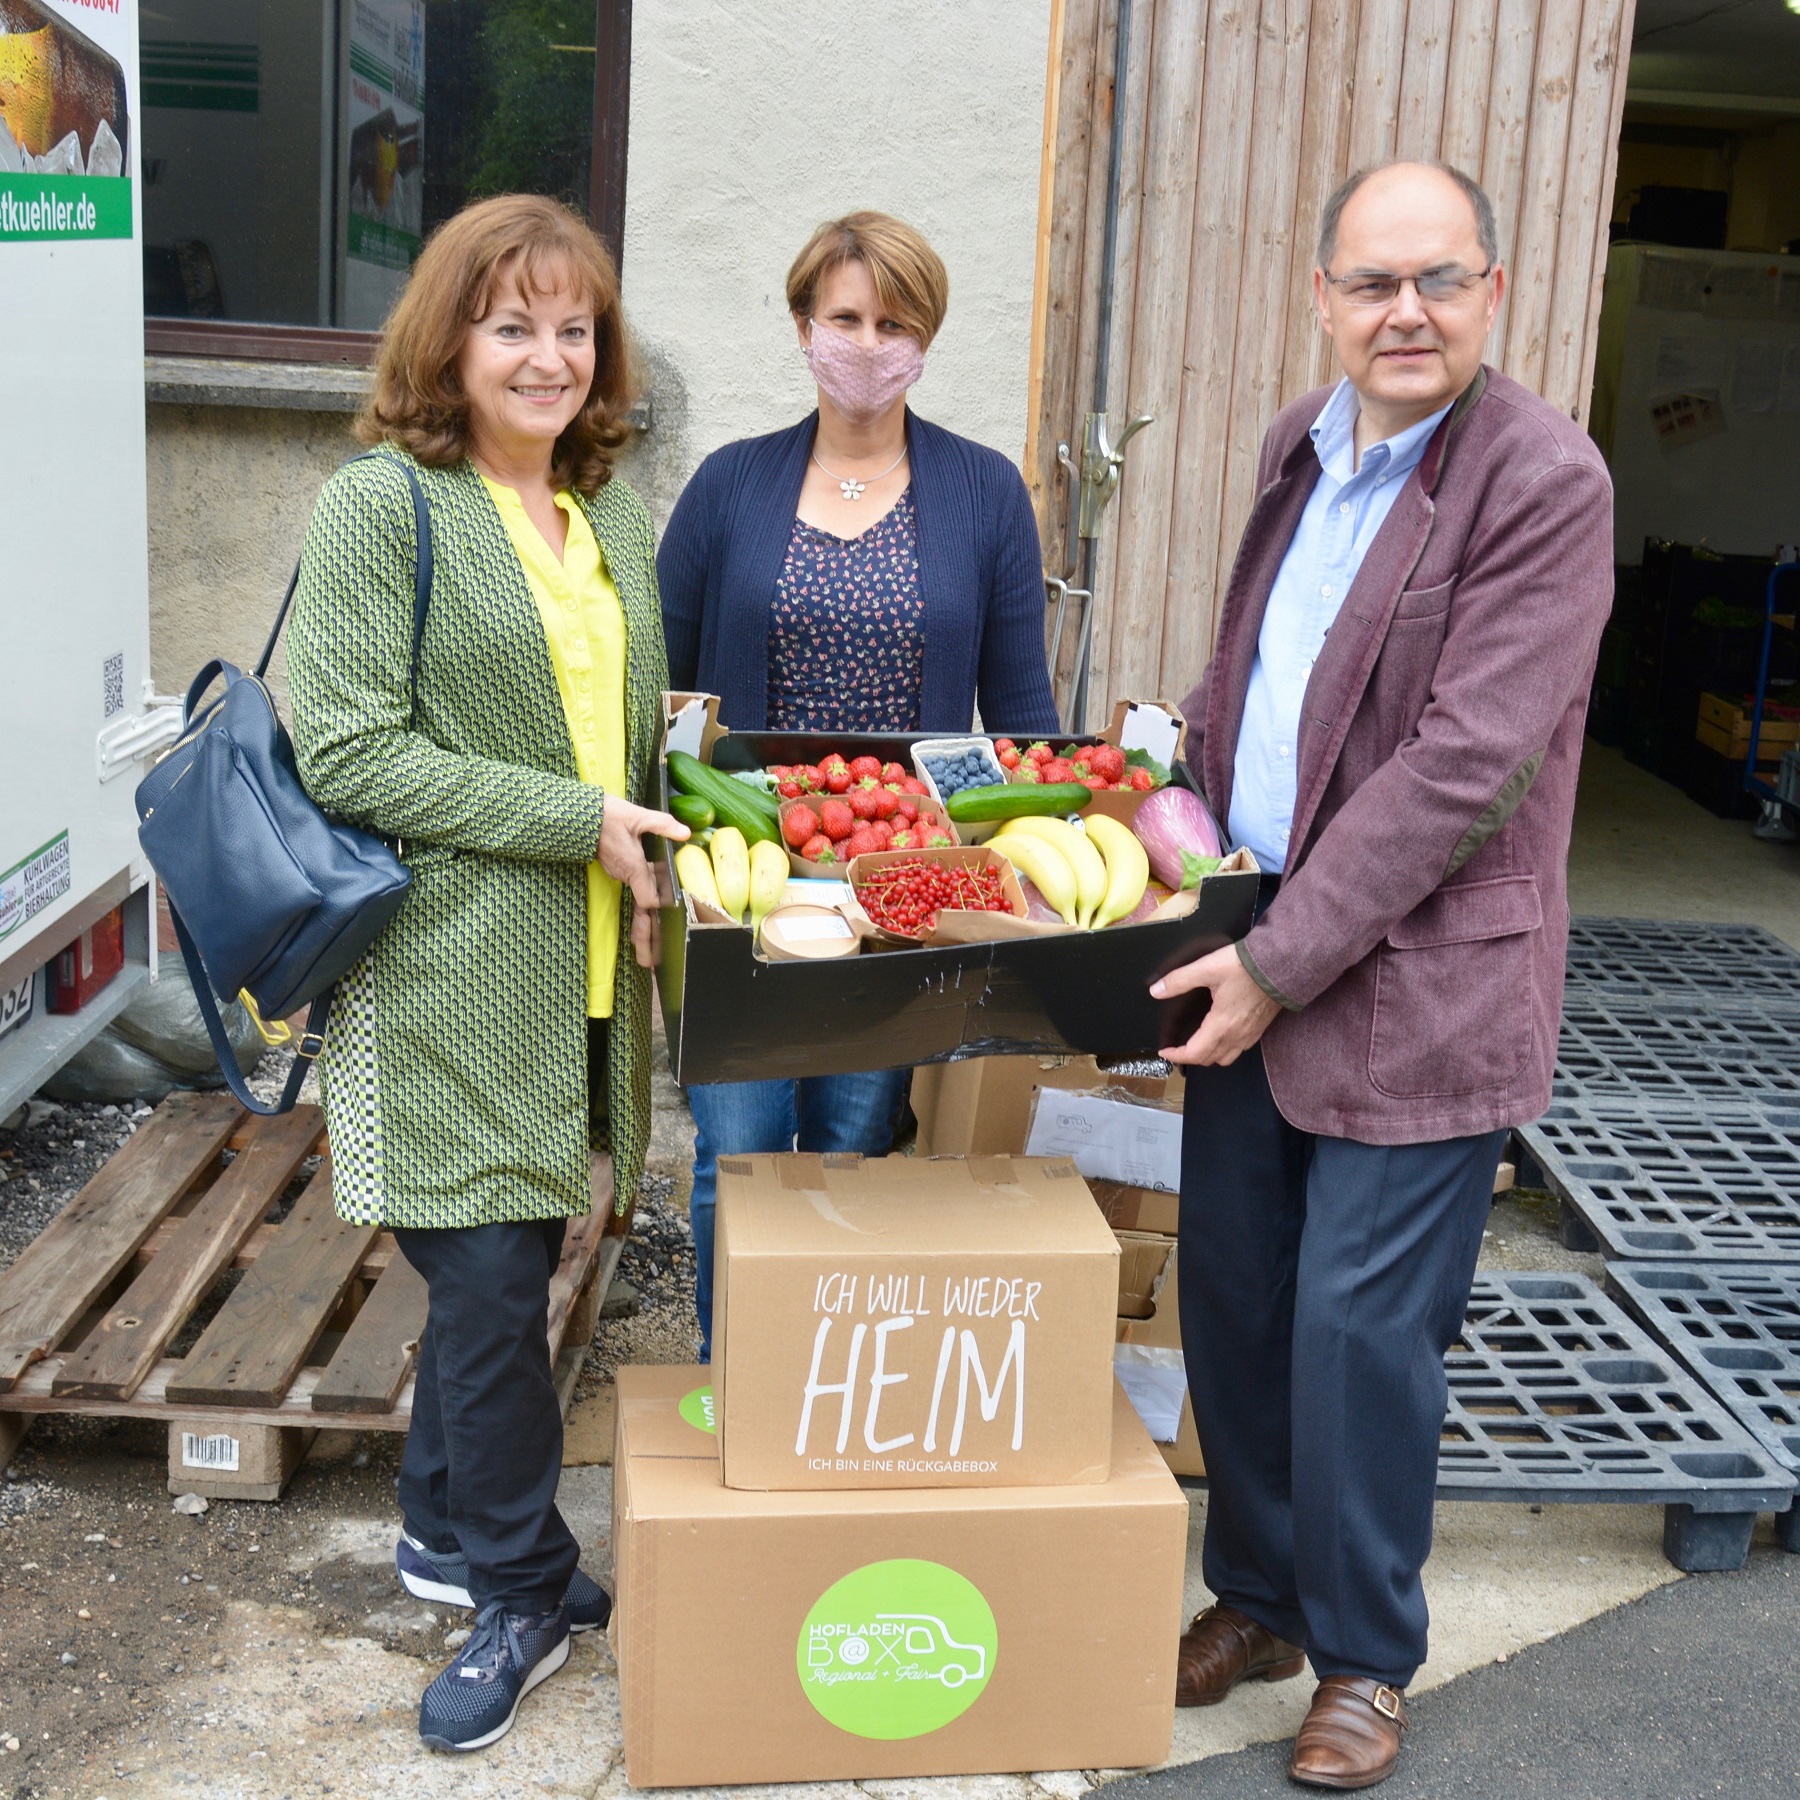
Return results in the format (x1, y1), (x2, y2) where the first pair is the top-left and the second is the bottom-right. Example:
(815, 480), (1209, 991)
(0, 0), (130, 239)
(0, 0), (150, 972)
(342, 0), (423, 328)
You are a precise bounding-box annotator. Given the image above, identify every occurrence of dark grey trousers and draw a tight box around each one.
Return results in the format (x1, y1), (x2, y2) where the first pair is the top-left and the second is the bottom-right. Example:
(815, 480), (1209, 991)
(1178, 1042), (1506, 1686)
(393, 1217), (578, 1615)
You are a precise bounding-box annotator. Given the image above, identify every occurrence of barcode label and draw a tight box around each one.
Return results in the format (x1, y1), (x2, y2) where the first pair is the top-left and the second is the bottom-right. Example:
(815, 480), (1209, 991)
(102, 652), (125, 720)
(181, 1432), (240, 1472)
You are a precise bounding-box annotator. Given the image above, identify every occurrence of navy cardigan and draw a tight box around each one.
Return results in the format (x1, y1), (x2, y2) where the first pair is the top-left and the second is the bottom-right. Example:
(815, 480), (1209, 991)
(657, 411), (1060, 736)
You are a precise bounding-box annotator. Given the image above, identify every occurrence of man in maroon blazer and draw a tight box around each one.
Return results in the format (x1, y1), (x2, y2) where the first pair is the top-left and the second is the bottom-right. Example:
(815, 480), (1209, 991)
(1153, 161), (1613, 1789)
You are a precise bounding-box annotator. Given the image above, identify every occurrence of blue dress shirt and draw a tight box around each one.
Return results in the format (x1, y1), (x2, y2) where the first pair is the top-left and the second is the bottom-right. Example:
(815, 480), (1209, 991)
(1229, 381), (1452, 872)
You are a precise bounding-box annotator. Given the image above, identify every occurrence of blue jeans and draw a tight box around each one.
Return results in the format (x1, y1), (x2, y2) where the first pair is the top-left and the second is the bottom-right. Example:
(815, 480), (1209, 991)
(687, 1068), (910, 1361)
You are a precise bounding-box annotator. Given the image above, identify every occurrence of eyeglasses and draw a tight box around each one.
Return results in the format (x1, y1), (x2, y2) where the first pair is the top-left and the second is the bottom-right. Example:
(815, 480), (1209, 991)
(1321, 265), (1494, 307)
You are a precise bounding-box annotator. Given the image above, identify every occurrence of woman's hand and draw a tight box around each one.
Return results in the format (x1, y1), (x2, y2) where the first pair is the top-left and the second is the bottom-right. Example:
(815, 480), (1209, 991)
(598, 798), (689, 967)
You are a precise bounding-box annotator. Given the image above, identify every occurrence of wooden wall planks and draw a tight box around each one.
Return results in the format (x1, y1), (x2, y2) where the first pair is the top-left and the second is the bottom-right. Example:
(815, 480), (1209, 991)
(1030, 0), (1635, 725)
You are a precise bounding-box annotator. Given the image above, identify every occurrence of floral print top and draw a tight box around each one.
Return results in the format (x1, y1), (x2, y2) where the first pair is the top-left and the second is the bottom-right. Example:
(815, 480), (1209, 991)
(767, 489), (924, 732)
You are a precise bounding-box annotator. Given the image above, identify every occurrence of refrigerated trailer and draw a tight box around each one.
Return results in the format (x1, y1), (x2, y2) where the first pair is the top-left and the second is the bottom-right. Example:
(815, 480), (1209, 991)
(0, 0), (181, 1118)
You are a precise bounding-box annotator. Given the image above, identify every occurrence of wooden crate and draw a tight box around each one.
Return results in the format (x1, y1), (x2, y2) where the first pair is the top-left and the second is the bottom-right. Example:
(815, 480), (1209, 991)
(1696, 693), (1800, 758)
(0, 1092), (620, 1499)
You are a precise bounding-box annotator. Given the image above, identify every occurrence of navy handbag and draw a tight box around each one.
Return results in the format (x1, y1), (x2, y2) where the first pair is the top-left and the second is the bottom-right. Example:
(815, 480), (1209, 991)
(135, 454), (432, 1114)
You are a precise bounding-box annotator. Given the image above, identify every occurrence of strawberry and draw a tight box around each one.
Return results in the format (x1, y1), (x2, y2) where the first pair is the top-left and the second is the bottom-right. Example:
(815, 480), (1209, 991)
(880, 761), (907, 783)
(801, 834), (838, 863)
(1026, 741), (1052, 764)
(846, 826), (886, 859)
(1128, 766), (1155, 792)
(998, 747), (1020, 770)
(820, 799), (855, 841)
(993, 738), (1015, 755)
(871, 786), (900, 820)
(782, 803), (820, 848)
(1069, 756), (1092, 779)
(1083, 776), (1108, 791)
(890, 828), (915, 850)
(777, 779), (804, 799)
(849, 787), (882, 822)
(901, 776), (928, 796)
(1041, 758), (1074, 784)
(848, 755), (882, 782)
(1014, 762), (1041, 784)
(801, 764), (825, 792)
(1089, 744), (1127, 784)
(896, 799), (919, 825)
(824, 765), (853, 794)
(820, 752), (849, 773)
(869, 819), (895, 847)
(923, 830), (953, 849)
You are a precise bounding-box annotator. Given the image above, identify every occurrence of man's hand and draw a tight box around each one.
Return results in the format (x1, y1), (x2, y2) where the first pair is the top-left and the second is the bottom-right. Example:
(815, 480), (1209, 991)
(598, 799), (689, 967)
(1152, 943), (1281, 1066)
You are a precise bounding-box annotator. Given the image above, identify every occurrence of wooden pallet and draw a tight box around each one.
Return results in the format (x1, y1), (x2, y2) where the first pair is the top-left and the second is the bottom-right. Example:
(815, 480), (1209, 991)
(0, 1092), (620, 1498)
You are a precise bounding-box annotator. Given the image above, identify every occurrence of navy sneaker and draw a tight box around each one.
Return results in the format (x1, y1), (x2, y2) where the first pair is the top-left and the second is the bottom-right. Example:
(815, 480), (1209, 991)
(397, 1533), (612, 1632)
(419, 1602), (570, 1752)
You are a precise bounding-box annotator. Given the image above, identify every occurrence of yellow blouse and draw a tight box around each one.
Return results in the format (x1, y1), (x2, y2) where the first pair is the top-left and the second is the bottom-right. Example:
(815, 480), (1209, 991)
(482, 477), (627, 1019)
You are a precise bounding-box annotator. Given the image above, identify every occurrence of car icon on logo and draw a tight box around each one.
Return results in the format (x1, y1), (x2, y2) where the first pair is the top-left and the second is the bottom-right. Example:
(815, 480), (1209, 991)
(876, 1613), (988, 1687)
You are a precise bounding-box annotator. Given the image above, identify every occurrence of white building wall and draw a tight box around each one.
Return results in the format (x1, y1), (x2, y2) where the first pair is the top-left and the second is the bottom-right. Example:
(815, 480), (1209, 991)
(620, 0), (1053, 525)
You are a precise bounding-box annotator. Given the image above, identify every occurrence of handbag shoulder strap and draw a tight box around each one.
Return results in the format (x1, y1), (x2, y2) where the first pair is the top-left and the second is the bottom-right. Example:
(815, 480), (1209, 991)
(255, 451), (434, 723)
(168, 903), (332, 1118)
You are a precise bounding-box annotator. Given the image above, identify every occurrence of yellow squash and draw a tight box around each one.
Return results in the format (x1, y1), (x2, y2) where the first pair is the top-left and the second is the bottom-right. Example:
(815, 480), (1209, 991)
(708, 826), (751, 922)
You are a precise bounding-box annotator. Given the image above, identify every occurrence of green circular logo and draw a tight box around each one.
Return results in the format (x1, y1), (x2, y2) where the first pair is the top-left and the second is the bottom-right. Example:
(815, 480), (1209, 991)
(678, 1384), (716, 1434)
(796, 1558), (997, 1739)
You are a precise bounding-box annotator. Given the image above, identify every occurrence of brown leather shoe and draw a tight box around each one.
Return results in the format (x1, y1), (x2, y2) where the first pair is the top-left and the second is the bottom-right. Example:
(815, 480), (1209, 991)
(1174, 1603), (1306, 1706)
(1288, 1676), (1408, 1789)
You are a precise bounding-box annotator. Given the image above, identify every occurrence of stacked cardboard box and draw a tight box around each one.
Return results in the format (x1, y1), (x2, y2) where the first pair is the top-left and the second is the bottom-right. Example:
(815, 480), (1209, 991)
(611, 1153), (1190, 1786)
(912, 1056), (1199, 1476)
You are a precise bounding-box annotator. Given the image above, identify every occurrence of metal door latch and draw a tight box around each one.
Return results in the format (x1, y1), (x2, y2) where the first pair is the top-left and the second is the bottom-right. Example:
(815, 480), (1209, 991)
(1059, 409), (1153, 540)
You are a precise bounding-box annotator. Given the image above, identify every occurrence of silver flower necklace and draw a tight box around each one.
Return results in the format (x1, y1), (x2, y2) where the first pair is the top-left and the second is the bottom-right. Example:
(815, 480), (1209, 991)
(811, 446), (907, 501)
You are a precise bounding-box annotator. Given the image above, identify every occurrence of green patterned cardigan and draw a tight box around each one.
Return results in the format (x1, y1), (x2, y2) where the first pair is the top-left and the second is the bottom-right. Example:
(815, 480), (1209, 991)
(285, 449), (668, 1229)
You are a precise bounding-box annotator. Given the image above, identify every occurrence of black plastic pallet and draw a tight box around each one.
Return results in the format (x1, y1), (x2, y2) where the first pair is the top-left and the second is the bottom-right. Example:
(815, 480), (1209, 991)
(1516, 1097), (1800, 1264)
(1441, 1273), (1795, 1570)
(1564, 916), (1800, 1011)
(1609, 1262), (1800, 1496)
(1555, 990), (1800, 1108)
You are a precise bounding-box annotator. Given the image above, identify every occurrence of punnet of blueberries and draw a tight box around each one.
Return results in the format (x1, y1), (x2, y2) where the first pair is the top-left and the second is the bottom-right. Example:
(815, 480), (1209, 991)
(918, 744), (1004, 799)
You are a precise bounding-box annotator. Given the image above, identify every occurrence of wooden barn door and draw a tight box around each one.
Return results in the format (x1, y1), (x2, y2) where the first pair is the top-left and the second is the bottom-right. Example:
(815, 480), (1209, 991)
(1027, 0), (1636, 725)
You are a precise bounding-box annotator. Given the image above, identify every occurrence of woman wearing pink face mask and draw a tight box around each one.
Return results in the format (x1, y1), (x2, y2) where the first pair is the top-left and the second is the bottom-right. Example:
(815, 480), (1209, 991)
(658, 209), (1059, 1360)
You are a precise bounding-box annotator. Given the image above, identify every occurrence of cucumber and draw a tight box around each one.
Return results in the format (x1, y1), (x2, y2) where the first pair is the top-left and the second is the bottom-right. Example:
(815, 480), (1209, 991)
(666, 750), (781, 845)
(669, 792), (716, 831)
(945, 781), (1093, 823)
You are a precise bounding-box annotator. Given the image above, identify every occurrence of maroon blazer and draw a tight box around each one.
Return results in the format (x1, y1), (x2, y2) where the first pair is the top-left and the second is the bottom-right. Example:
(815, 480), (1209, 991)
(1180, 367), (1614, 1145)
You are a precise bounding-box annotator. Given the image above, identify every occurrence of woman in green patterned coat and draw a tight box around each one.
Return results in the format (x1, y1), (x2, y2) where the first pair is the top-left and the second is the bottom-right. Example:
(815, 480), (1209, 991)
(286, 195), (686, 1754)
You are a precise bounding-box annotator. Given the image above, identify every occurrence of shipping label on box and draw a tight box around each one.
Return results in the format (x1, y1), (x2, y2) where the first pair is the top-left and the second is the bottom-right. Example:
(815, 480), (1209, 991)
(612, 1368), (1188, 1788)
(1025, 1087), (1184, 1192)
(713, 1153), (1119, 1490)
(1114, 1245), (1205, 1478)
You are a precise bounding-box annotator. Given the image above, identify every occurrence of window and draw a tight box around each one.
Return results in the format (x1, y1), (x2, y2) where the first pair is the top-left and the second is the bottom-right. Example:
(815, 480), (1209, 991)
(141, 0), (628, 359)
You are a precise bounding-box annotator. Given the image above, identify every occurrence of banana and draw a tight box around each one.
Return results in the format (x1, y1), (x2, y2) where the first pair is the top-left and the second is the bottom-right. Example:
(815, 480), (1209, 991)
(675, 843), (726, 917)
(997, 816), (1108, 928)
(990, 828), (1080, 927)
(747, 838), (789, 928)
(709, 826), (750, 922)
(1083, 814), (1151, 927)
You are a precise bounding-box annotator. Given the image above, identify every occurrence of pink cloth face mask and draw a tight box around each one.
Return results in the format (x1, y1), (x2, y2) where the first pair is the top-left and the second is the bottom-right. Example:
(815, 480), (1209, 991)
(804, 321), (925, 424)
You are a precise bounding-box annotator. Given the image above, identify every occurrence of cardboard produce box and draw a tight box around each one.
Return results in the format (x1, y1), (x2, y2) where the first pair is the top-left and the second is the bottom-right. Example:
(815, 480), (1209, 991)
(713, 1153), (1119, 1490)
(1114, 1244), (1205, 1479)
(1092, 1179), (1180, 1236)
(611, 1366), (1188, 1788)
(912, 1053), (1182, 1158)
(654, 697), (1257, 1085)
